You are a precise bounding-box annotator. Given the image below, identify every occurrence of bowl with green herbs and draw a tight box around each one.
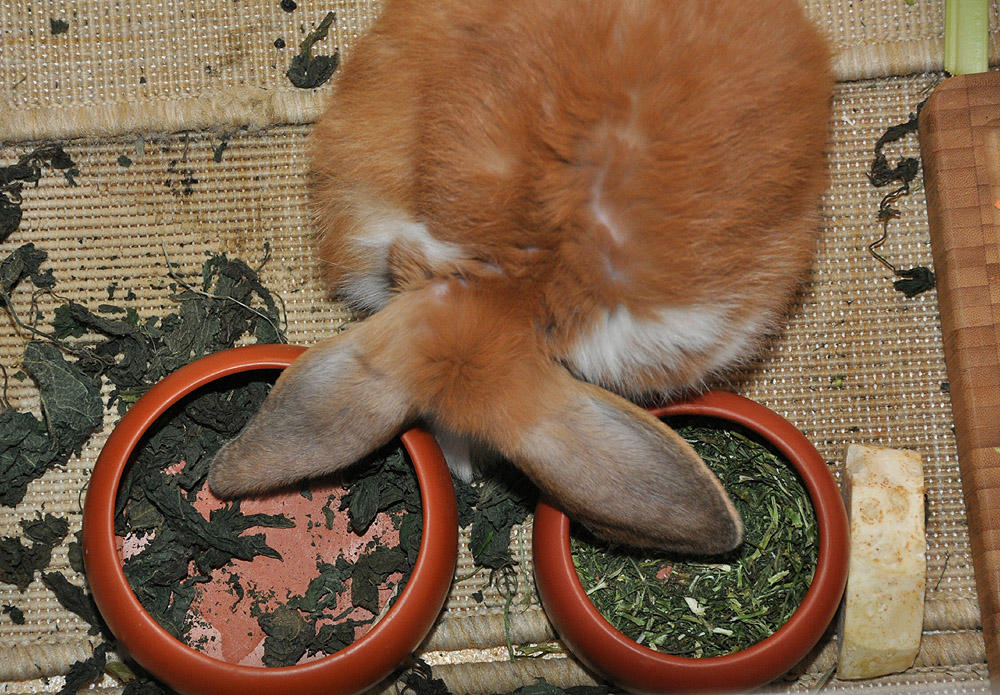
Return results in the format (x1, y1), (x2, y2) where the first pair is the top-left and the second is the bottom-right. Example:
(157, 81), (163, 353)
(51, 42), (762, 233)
(82, 344), (459, 695)
(533, 390), (848, 694)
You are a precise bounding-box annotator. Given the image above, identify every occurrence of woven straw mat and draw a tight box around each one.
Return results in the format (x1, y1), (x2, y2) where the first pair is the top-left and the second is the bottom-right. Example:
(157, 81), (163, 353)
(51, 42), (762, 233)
(1, 0), (998, 694)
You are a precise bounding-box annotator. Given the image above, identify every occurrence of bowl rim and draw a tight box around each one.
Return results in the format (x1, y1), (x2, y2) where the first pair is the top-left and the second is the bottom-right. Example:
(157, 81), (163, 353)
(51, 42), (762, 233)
(532, 390), (849, 694)
(82, 344), (459, 695)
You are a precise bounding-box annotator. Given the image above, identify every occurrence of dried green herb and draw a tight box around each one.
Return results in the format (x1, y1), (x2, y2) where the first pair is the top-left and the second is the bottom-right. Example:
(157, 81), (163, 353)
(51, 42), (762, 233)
(1, 245), (304, 693)
(352, 545), (409, 613)
(259, 605), (315, 667)
(340, 445), (423, 534)
(286, 11), (339, 88)
(1, 242), (51, 294)
(117, 373), (296, 639)
(49, 18), (70, 35)
(467, 469), (536, 569)
(891, 265), (937, 299)
(121, 677), (169, 695)
(212, 140), (228, 163)
(396, 659), (452, 695)
(58, 642), (111, 695)
(0, 145), (79, 241)
(0, 409), (61, 508)
(572, 419), (818, 658)
(252, 443), (423, 666)
(68, 530), (85, 573)
(2, 603), (25, 624)
(23, 341), (103, 454)
(40, 571), (105, 636)
(0, 514), (69, 589)
(867, 103), (935, 297)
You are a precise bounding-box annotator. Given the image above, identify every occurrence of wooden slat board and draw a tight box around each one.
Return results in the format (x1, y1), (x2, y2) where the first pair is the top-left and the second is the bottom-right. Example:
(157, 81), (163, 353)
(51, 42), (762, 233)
(919, 70), (1000, 684)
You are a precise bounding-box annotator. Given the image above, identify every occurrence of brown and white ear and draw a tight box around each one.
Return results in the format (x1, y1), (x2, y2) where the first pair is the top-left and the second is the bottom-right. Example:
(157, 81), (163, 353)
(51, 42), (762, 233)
(506, 375), (743, 555)
(208, 327), (415, 499)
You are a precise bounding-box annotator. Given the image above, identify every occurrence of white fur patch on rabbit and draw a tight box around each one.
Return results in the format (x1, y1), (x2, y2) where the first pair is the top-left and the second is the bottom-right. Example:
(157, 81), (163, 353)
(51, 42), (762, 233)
(339, 204), (467, 312)
(567, 304), (731, 394)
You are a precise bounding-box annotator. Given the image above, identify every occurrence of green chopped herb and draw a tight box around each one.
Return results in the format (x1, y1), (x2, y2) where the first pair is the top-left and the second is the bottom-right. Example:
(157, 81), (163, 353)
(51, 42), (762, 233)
(572, 419), (818, 658)
(49, 18), (70, 35)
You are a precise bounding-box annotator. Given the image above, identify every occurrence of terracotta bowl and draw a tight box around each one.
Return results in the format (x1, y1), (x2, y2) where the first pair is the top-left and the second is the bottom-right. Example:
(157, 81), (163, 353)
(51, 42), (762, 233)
(533, 390), (849, 694)
(82, 344), (458, 695)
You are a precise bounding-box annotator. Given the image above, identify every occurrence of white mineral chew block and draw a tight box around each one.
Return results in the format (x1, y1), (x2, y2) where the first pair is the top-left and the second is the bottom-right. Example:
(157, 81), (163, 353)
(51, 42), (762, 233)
(837, 444), (926, 679)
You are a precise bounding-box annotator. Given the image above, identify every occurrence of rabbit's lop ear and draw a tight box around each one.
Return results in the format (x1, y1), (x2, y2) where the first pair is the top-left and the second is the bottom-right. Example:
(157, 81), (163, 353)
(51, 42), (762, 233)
(208, 327), (414, 498)
(510, 377), (743, 555)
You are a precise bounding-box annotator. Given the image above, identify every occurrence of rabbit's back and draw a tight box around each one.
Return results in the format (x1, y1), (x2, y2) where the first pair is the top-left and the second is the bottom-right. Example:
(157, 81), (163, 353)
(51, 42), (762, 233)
(309, 0), (832, 397)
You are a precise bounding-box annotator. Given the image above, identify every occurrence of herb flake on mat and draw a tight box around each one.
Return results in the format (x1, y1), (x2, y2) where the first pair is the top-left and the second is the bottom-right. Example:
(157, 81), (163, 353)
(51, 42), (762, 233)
(2, 603), (25, 624)
(572, 419), (818, 658)
(49, 18), (70, 35)
(286, 11), (339, 88)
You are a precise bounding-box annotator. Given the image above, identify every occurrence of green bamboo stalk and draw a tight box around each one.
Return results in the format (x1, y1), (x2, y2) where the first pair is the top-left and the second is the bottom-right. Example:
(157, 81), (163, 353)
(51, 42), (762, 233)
(944, 0), (990, 75)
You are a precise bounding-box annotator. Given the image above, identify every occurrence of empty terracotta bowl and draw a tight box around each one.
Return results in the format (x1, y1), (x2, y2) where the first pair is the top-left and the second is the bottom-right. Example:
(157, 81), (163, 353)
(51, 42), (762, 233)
(82, 344), (458, 695)
(533, 390), (849, 694)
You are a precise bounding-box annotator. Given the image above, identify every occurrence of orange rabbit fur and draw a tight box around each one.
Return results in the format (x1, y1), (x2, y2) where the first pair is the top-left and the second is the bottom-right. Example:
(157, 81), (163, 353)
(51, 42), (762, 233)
(210, 0), (832, 554)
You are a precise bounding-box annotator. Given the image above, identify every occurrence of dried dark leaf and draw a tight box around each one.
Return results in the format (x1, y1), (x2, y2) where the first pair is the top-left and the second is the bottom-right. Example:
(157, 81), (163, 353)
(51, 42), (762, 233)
(892, 265), (936, 297)
(397, 659), (453, 695)
(512, 680), (613, 695)
(22, 341), (103, 456)
(0, 410), (59, 507)
(40, 571), (105, 636)
(468, 470), (536, 569)
(286, 11), (339, 88)
(0, 514), (69, 590)
(259, 605), (315, 667)
(0, 243), (48, 295)
(351, 546), (408, 614)
(58, 642), (111, 695)
(288, 559), (352, 615)
(2, 603), (25, 624)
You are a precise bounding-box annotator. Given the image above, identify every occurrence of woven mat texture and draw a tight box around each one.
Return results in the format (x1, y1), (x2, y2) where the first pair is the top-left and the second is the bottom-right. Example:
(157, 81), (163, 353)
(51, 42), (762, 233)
(1, 1), (998, 694)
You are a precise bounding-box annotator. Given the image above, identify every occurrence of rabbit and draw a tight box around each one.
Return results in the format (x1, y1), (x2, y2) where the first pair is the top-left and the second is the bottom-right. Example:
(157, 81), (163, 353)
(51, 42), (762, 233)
(209, 0), (832, 555)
